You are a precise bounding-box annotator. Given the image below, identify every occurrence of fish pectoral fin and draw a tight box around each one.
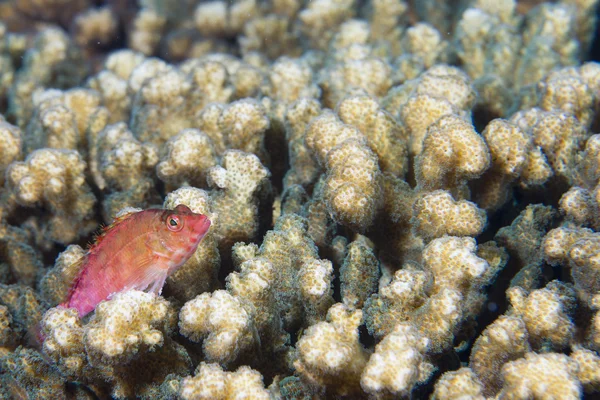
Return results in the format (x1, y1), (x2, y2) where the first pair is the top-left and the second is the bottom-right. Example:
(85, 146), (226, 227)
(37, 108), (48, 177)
(128, 267), (169, 297)
(115, 253), (164, 294)
(147, 270), (168, 296)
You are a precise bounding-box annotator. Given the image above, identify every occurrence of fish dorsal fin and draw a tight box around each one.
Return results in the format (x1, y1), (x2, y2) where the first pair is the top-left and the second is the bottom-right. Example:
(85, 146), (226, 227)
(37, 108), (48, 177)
(89, 210), (140, 251)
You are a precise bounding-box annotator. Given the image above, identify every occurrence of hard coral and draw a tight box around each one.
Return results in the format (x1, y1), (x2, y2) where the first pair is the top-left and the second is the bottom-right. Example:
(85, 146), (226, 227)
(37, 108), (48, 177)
(180, 362), (270, 400)
(0, 118), (21, 186)
(412, 190), (486, 241)
(294, 303), (368, 397)
(473, 118), (551, 211)
(5, 148), (97, 244)
(361, 322), (433, 398)
(41, 290), (190, 399)
(305, 110), (383, 231)
(499, 352), (581, 399)
(179, 290), (255, 365)
(156, 128), (218, 191)
(415, 114), (490, 198)
(207, 150), (271, 252)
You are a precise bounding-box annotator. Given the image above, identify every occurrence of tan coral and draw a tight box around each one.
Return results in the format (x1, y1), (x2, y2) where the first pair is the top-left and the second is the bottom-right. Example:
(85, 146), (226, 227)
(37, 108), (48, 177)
(413, 65), (476, 111)
(393, 66), (475, 157)
(542, 225), (595, 266)
(283, 98), (322, 189)
(85, 291), (175, 362)
(265, 57), (319, 104)
(539, 67), (596, 128)
(10, 27), (88, 128)
(574, 134), (600, 189)
(156, 128), (218, 191)
(294, 303), (369, 396)
(93, 122), (159, 220)
(319, 56), (392, 109)
(454, 1), (521, 82)
(432, 367), (485, 400)
(128, 8), (166, 56)
(0, 346), (67, 398)
(412, 190), (487, 240)
(207, 150), (271, 252)
(24, 88), (104, 154)
(5, 148), (96, 244)
(401, 23), (450, 69)
(179, 290), (256, 365)
(306, 111), (383, 230)
(361, 322), (433, 397)
(0, 119), (21, 186)
(180, 362), (270, 400)
(39, 244), (86, 306)
(0, 284), (44, 342)
(416, 114), (490, 197)
(130, 67), (198, 147)
(193, 0), (259, 39)
(571, 347), (600, 393)
(40, 307), (87, 379)
(511, 108), (589, 185)
(87, 50), (146, 123)
(193, 1), (228, 37)
(71, 6), (118, 49)
(507, 283), (575, 351)
(567, 234), (600, 304)
(262, 57), (320, 131)
(470, 315), (531, 396)
(12, 0), (89, 25)
(226, 257), (289, 363)
(340, 237), (380, 309)
(0, 222), (43, 287)
(218, 99), (270, 158)
(559, 186), (597, 227)
(180, 58), (234, 107)
(364, 265), (430, 339)
(41, 290), (190, 398)
(297, 258), (335, 325)
(231, 213), (323, 332)
(0, 304), (16, 351)
(498, 352), (581, 399)
(240, 15), (301, 60)
(368, 0), (407, 45)
(298, 0), (355, 51)
(324, 138), (383, 230)
(473, 118), (550, 211)
(515, 4), (579, 89)
(336, 94), (409, 177)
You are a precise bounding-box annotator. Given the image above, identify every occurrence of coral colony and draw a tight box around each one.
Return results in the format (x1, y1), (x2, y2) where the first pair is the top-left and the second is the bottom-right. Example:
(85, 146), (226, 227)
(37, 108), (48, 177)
(1, 0), (600, 398)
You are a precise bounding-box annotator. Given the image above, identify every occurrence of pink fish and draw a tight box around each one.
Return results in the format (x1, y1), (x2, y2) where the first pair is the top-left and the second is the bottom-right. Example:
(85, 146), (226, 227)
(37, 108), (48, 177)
(61, 204), (211, 318)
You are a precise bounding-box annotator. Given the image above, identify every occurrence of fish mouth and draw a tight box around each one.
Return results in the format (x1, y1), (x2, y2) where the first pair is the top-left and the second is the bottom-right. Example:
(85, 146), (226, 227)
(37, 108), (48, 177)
(192, 215), (211, 236)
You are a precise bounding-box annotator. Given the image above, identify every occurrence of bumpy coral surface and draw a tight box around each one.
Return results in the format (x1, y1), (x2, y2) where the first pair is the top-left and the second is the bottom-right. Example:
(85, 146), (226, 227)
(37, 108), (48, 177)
(0, 0), (599, 398)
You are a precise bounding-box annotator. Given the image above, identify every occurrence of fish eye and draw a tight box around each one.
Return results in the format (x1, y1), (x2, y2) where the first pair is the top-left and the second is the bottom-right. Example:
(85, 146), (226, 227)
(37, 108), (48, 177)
(167, 215), (183, 231)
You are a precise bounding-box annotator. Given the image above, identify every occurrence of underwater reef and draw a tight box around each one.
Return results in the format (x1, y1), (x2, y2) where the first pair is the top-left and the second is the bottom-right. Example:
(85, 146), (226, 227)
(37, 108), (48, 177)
(1, 0), (600, 398)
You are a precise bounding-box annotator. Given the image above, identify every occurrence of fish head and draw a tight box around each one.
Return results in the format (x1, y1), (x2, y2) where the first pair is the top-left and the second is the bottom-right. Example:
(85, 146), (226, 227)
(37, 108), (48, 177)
(158, 204), (211, 258)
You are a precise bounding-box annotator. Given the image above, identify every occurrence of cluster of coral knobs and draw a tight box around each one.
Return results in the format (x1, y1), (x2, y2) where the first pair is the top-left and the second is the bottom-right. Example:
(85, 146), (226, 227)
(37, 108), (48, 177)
(1, 0), (600, 398)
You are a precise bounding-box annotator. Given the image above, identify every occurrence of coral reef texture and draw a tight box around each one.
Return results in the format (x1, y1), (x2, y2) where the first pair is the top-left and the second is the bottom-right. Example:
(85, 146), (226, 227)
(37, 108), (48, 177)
(1, 0), (600, 398)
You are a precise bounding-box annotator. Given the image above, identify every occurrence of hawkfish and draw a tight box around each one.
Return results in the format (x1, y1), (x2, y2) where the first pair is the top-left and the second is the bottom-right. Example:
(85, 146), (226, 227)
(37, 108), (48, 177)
(61, 204), (211, 318)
